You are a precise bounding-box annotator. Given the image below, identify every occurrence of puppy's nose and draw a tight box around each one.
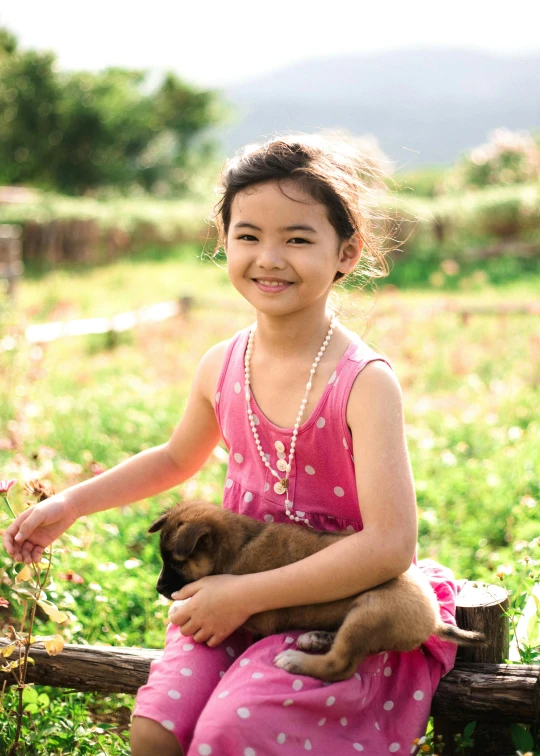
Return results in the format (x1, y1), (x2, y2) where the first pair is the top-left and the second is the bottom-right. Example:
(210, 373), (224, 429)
(156, 580), (174, 600)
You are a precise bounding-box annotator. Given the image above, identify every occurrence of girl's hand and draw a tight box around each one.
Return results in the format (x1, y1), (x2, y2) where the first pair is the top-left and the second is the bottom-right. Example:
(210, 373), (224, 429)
(168, 574), (252, 647)
(2, 495), (79, 564)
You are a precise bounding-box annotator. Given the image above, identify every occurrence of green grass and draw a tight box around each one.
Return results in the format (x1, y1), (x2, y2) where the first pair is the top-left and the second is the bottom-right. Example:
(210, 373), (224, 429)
(1, 249), (539, 752)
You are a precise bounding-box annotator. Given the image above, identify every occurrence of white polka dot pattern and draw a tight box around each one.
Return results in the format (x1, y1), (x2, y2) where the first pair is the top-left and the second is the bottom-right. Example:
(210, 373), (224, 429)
(383, 701), (394, 711)
(305, 465), (315, 475)
(264, 513), (274, 522)
(277, 733), (286, 744)
(292, 679), (303, 690)
(304, 741), (312, 751)
(283, 699), (294, 706)
(167, 689), (181, 699)
(326, 696), (336, 706)
(234, 382), (241, 393)
(245, 749), (256, 756)
(244, 491), (253, 502)
(237, 707), (251, 719)
(413, 690), (424, 700)
(317, 417), (326, 428)
(389, 744), (400, 752)
(353, 745), (364, 752)
(334, 487), (345, 497)
(180, 668), (192, 676)
(198, 746), (212, 756)
(233, 453), (244, 463)
(161, 720), (174, 731)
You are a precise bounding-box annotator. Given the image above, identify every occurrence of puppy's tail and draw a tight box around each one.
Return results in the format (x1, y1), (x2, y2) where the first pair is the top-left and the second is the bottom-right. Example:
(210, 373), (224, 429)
(436, 623), (486, 646)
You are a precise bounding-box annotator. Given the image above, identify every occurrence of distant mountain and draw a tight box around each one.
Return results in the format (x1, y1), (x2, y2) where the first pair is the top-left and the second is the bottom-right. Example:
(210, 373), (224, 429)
(213, 48), (540, 169)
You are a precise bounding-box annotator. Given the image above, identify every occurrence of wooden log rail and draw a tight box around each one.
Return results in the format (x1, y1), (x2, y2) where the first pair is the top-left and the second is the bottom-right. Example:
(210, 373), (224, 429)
(0, 641), (538, 723)
(1, 582), (535, 755)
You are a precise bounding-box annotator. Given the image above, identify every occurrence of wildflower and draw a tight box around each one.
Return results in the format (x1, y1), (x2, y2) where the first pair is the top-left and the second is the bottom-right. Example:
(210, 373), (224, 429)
(57, 570), (84, 584)
(0, 597), (9, 609)
(90, 462), (106, 476)
(441, 259), (460, 276)
(24, 479), (54, 502)
(0, 479), (17, 494)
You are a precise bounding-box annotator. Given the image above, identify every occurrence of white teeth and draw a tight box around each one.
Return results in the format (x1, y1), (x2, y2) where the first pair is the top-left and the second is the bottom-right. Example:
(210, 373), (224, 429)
(257, 280), (289, 286)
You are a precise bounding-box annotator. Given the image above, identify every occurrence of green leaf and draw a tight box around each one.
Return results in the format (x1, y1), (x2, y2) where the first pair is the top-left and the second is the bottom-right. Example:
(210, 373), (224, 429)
(510, 723), (534, 751)
(22, 686), (38, 704)
(527, 612), (540, 645)
(463, 720), (477, 738)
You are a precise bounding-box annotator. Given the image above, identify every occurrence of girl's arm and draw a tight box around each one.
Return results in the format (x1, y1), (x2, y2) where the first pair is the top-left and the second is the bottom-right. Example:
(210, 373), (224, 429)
(239, 360), (418, 613)
(2, 341), (228, 563)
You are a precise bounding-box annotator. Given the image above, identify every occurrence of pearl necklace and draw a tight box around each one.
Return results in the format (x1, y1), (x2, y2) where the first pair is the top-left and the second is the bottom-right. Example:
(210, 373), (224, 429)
(244, 315), (337, 527)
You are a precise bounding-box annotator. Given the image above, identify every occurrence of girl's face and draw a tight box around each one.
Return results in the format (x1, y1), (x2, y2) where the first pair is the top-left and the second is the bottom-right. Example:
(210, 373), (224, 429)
(225, 180), (360, 319)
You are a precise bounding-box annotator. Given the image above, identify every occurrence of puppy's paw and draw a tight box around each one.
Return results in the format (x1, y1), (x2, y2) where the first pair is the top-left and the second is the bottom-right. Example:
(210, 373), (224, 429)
(274, 649), (310, 675)
(297, 631), (334, 652)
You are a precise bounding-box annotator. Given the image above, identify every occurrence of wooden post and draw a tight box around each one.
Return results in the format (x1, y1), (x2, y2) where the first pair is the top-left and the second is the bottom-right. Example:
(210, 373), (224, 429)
(0, 225), (23, 301)
(433, 581), (510, 755)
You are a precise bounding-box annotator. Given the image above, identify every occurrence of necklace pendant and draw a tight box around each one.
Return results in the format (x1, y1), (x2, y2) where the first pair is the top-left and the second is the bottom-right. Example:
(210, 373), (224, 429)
(274, 479), (288, 495)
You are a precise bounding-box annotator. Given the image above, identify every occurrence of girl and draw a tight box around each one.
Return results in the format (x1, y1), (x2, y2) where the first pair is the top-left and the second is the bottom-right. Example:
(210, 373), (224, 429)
(3, 134), (458, 755)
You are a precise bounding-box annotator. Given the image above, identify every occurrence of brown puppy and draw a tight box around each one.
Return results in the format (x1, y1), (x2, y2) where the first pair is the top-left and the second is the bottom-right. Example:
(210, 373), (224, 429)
(149, 500), (483, 682)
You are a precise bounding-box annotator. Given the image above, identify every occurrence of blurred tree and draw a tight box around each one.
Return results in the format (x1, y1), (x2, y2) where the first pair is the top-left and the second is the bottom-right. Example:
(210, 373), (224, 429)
(0, 28), (225, 195)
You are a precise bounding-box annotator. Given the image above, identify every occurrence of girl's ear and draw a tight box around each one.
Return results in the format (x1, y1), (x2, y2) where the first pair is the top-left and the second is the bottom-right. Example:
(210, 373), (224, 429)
(337, 236), (363, 276)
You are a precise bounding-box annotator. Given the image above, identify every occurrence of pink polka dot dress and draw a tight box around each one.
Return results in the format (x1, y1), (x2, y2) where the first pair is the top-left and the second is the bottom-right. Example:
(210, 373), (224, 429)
(134, 327), (458, 755)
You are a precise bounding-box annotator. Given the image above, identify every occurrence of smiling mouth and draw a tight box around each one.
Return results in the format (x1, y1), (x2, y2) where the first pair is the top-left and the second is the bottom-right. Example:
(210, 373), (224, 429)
(252, 278), (293, 287)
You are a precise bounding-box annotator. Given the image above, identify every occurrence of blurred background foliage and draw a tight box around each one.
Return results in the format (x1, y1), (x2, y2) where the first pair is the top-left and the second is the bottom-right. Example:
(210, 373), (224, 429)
(0, 28), (226, 196)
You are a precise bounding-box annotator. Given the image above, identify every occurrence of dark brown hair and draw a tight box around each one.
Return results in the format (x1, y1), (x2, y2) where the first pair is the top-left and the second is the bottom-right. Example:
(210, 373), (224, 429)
(210, 132), (399, 284)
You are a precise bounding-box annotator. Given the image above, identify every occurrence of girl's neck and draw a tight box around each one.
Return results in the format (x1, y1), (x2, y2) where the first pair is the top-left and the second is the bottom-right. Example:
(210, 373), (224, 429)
(254, 307), (336, 361)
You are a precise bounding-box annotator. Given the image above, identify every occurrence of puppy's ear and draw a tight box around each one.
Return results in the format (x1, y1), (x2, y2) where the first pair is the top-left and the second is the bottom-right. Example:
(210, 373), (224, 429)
(148, 512), (169, 534)
(175, 522), (213, 557)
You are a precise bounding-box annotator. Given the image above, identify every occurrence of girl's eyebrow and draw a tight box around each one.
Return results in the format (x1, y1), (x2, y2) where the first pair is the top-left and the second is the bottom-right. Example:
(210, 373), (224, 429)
(233, 221), (318, 234)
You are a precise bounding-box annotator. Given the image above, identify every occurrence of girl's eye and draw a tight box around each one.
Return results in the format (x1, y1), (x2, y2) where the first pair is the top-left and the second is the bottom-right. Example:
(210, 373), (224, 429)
(289, 238), (310, 245)
(238, 234), (257, 241)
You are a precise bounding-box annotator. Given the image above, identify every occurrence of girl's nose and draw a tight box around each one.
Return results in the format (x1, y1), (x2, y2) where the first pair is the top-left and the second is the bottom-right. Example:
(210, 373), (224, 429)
(256, 244), (286, 269)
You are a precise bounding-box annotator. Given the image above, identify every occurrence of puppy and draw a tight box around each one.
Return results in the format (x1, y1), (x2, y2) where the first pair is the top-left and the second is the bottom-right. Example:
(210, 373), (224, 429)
(149, 500), (483, 682)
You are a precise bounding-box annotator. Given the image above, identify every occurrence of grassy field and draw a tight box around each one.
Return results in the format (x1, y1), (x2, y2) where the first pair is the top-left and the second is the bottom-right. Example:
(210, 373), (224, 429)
(1, 245), (539, 753)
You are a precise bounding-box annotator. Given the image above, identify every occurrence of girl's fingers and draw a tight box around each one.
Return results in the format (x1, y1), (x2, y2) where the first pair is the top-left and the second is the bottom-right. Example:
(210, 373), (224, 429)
(30, 546), (44, 564)
(3, 508), (33, 548)
(14, 508), (45, 543)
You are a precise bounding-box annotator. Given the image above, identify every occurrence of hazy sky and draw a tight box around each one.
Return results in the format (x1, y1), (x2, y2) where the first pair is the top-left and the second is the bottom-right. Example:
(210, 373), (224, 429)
(1, 0), (539, 87)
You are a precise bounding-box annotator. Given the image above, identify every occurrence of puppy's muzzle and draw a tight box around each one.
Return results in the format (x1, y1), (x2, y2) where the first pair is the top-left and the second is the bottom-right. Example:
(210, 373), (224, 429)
(156, 564), (190, 600)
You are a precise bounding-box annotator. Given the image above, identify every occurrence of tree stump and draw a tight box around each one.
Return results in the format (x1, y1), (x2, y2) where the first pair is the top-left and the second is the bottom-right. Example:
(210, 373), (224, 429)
(433, 581), (511, 756)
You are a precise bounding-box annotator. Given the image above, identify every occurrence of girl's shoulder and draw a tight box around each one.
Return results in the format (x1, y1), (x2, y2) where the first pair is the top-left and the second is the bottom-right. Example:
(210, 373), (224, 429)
(196, 328), (248, 405)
